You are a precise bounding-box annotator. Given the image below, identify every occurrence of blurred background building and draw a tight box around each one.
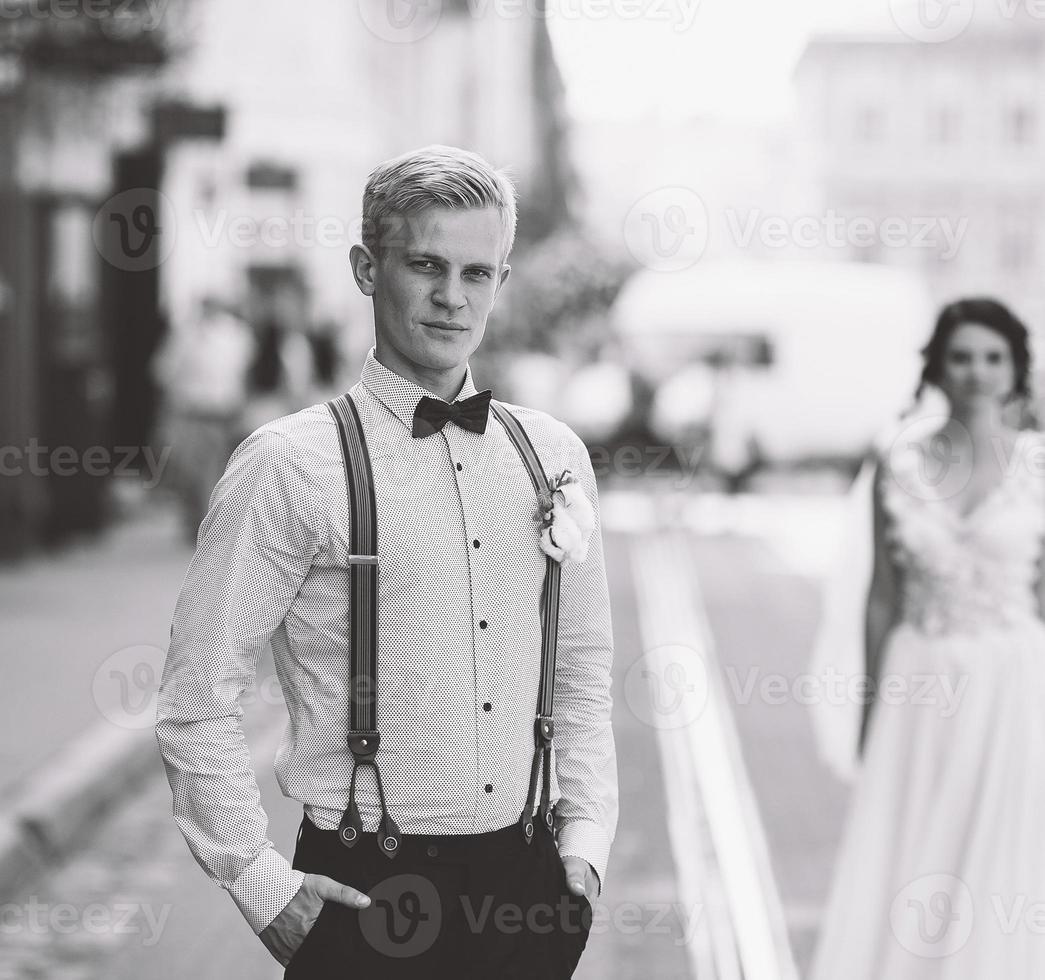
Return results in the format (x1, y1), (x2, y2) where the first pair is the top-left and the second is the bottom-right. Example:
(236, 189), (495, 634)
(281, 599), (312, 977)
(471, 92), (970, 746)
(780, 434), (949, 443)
(7, 0), (1045, 557)
(795, 6), (1045, 332)
(0, 0), (576, 557)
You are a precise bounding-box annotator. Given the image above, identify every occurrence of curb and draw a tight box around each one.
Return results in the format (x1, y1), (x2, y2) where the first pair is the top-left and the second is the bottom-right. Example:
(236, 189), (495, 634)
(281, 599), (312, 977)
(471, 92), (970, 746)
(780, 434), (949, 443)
(0, 721), (158, 901)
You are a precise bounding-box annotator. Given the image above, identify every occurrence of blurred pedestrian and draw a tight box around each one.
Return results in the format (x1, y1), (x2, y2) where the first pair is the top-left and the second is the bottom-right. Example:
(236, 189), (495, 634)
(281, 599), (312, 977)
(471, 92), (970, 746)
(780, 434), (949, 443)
(152, 295), (254, 543)
(706, 356), (761, 493)
(809, 297), (1045, 977)
(241, 318), (346, 435)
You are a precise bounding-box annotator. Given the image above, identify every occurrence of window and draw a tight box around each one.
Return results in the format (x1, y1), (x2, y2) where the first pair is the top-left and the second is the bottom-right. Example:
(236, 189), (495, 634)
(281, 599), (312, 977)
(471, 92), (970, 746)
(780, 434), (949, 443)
(928, 106), (960, 144)
(855, 106), (885, 144)
(999, 214), (1035, 272)
(1005, 105), (1035, 146)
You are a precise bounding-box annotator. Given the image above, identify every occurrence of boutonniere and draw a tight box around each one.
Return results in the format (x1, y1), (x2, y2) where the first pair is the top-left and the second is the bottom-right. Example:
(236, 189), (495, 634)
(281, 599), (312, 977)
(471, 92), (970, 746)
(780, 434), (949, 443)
(536, 469), (595, 564)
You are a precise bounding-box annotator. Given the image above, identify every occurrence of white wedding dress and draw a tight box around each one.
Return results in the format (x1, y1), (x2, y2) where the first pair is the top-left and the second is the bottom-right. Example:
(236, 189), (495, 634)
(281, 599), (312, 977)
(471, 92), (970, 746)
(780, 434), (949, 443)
(809, 428), (1045, 978)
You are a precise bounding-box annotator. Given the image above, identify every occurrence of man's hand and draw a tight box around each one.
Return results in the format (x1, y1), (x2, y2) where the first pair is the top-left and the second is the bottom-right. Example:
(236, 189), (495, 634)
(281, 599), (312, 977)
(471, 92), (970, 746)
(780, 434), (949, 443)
(260, 873), (371, 967)
(562, 855), (600, 906)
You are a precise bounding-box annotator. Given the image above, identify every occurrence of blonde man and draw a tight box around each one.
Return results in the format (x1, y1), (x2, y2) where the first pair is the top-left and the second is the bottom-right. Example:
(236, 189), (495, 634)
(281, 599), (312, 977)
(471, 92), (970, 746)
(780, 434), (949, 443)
(156, 145), (618, 978)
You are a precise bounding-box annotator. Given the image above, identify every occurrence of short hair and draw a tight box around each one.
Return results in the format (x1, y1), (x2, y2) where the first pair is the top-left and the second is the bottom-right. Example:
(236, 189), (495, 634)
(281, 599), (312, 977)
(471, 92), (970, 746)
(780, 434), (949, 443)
(361, 144), (518, 264)
(914, 297), (1032, 403)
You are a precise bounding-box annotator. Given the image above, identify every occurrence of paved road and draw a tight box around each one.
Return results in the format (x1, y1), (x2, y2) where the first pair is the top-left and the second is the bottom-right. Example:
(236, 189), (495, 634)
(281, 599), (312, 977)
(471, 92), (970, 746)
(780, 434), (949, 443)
(0, 528), (691, 980)
(689, 532), (849, 974)
(0, 509), (192, 799)
(1, 495), (852, 979)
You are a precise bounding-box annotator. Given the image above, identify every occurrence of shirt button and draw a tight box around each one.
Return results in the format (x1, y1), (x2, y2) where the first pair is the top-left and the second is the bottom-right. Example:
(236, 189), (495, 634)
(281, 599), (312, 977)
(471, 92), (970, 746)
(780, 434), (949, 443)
(456, 462), (463, 471)
(483, 702), (492, 711)
(485, 784), (493, 793)
(479, 620), (487, 629)
(427, 844), (439, 857)
(473, 539), (480, 548)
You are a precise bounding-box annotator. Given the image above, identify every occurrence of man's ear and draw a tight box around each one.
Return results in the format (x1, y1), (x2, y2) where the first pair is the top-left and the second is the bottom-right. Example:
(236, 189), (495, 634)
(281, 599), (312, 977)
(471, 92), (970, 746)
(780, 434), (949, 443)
(350, 243), (378, 297)
(493, 263), (511, 301)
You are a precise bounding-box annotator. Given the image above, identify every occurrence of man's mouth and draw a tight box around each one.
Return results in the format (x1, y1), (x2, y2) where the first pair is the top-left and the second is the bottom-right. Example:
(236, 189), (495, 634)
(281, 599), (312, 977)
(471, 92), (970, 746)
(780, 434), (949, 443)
(423, 321), (466, 332)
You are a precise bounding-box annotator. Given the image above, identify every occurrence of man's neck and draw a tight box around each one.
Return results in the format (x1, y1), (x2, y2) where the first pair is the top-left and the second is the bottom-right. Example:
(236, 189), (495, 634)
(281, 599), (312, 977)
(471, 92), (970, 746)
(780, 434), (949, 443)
(374, 343), (466, 402)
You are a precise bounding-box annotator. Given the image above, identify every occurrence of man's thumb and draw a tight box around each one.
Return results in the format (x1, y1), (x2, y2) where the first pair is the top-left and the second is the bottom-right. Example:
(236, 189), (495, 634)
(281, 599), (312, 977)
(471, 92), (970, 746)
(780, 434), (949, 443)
(311, 874), (371, 908)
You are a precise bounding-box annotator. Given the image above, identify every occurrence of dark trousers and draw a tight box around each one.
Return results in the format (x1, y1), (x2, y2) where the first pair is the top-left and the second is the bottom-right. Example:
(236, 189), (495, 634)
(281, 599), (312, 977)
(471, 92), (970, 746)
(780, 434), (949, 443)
(283, 811), (592, 979)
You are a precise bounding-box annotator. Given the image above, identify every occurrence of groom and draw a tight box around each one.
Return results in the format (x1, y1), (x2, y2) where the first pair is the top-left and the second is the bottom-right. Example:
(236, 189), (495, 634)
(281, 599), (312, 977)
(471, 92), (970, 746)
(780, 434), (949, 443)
(155, 144), (618, 978)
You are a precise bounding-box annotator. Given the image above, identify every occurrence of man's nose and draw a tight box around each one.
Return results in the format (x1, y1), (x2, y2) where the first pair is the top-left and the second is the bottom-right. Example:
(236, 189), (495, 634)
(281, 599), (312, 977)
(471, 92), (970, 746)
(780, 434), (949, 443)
(432, 275), (466, 312)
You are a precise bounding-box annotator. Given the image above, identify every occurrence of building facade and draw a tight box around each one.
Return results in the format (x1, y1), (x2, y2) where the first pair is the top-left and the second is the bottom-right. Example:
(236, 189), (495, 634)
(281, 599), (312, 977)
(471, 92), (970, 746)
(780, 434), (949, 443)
(794, 10), (1045, 333)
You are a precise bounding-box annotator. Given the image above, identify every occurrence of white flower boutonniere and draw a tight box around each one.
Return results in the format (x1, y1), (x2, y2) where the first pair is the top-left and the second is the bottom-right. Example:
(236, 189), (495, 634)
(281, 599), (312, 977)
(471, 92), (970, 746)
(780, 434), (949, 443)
(537, 469), (595, 565)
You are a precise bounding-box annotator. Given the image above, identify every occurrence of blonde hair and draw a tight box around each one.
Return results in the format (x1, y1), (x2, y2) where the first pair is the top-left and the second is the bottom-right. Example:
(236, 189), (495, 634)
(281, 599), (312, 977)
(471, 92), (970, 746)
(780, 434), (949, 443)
(361, 144), (518, 264)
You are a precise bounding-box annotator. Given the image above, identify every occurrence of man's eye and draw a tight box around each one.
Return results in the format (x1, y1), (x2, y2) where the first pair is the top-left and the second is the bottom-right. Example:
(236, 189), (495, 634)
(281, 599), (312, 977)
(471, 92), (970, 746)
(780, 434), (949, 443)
(413, 260), (437, 271)
(466, 269), (491, 279)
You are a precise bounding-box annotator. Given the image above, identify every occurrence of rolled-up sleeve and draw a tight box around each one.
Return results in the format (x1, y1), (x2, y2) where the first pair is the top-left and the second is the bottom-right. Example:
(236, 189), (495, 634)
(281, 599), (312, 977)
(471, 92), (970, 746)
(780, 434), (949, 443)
(155, 426), (324, 934)
(553, 431), (619, 898)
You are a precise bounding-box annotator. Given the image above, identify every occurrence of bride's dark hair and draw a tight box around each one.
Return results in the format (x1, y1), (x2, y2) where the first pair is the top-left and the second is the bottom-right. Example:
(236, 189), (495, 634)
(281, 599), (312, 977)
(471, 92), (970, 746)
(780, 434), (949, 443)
(913, 297), (1034, 409)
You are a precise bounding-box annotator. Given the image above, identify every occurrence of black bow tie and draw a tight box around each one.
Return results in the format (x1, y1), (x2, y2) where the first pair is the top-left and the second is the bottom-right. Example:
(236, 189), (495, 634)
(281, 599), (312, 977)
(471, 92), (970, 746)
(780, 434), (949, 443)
(412, 389), (493, 438)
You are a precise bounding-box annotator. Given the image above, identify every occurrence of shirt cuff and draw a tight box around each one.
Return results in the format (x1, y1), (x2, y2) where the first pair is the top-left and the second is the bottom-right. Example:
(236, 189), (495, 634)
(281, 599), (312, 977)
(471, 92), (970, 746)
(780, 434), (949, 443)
(226, 845), (306, 934)
(557, 818), (611, 899)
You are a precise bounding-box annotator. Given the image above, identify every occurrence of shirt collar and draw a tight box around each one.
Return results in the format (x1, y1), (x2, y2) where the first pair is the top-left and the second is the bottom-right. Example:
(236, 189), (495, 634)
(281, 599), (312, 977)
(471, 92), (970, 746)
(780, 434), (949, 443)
(359, 345), (481, 430)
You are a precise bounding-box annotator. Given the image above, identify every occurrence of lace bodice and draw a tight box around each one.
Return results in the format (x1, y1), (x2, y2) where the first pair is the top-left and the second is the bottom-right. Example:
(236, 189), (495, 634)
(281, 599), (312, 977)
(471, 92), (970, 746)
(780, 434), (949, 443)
(880, 429), (1045, 636)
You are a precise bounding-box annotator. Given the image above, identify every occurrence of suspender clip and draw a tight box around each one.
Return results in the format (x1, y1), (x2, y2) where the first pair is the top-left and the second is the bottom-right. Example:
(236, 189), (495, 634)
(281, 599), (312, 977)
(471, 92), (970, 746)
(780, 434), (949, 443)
(347, 731), (380, 761)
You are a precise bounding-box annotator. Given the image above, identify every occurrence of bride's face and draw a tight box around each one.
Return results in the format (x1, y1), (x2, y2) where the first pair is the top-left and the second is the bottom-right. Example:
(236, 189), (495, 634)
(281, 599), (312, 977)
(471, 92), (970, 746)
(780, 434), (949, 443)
(938, 322), (1016, 411)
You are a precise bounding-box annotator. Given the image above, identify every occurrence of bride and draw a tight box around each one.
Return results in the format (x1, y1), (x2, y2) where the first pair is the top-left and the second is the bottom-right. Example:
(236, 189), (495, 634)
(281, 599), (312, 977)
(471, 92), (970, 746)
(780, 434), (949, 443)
(808, 297), (1045, 977)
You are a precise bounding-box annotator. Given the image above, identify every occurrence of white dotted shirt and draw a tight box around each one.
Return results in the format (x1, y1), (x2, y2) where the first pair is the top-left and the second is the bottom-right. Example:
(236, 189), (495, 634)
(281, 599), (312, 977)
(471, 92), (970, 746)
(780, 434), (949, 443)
(155, 346), (619, 934)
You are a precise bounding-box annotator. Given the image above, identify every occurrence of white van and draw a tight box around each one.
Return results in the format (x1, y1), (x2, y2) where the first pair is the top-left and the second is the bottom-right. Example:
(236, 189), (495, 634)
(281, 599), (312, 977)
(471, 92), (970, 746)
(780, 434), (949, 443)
(611, 258), (937, 463)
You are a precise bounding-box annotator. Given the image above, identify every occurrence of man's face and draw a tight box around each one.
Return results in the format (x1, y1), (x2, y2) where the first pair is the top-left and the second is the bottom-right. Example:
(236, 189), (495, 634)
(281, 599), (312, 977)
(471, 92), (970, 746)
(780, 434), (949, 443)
(365, 205), (510, 375)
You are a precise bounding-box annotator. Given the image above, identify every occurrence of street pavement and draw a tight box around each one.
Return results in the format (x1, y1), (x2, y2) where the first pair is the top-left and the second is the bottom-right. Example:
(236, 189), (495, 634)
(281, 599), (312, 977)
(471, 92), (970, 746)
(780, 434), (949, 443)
(0, 495), (852, 979)
(0, 507), (192, 800)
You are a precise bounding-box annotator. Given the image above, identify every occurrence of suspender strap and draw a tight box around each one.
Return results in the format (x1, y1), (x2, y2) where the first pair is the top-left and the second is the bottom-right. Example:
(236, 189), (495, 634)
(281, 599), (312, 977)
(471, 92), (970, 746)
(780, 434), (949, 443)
(489, 400), (562, 843)
(325, 393), (401, 858)
(325, 392), (562, 853)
